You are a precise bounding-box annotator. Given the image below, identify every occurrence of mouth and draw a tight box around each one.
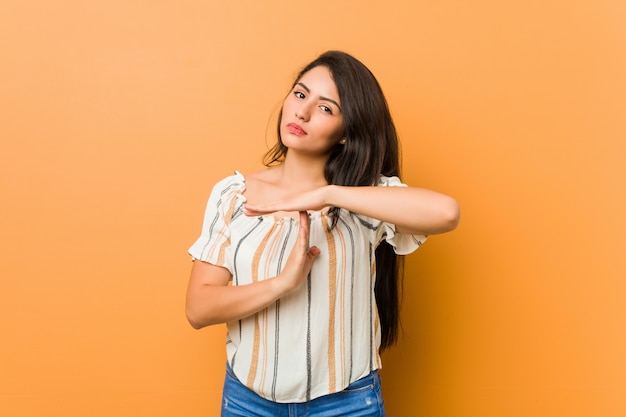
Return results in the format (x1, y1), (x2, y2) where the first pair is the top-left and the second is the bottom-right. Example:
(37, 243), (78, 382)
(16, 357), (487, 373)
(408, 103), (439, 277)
(286, 122), (307, 136)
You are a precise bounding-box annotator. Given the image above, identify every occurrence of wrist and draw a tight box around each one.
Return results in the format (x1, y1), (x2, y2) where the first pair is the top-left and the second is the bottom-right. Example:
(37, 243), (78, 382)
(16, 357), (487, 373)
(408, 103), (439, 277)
(269, 273), (292, 297)
(324, 184), (339, 207)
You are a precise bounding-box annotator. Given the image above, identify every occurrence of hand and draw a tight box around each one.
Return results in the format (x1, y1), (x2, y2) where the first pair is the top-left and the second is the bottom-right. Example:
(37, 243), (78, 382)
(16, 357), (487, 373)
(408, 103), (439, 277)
(244, 187), (330, 216)
(274, 211), (321, 293)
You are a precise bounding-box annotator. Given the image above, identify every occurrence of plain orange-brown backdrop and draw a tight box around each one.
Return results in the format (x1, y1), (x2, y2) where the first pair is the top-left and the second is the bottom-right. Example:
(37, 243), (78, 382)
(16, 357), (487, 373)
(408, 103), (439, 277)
(1, 1), (625, 416)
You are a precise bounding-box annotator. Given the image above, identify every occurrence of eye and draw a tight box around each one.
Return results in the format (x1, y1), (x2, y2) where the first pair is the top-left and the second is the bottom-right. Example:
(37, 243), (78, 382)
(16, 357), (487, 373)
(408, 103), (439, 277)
(294, 91), (305, 99)
(320, 105), (333, 114)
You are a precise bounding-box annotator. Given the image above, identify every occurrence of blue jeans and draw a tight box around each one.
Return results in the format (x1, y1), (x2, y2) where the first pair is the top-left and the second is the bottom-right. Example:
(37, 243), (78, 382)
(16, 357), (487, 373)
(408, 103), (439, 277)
(221, 363), (386, 416)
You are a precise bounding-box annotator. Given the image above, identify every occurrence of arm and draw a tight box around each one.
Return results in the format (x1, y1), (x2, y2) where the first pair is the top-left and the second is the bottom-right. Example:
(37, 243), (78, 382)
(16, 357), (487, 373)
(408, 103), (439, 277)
(244, 185), (460, 236)
(185, 261), (285, 329)
(185, 211), (320, 329)
(325, 185), (460, 235)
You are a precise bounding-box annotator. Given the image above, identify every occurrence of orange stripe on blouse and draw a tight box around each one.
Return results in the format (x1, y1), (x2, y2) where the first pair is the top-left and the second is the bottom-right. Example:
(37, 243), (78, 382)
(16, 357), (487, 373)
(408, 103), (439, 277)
(215, 195), (238, 265)
(259, 221), (287, 395)
(334, 225), (348, 387)
(247, 221), (279, 389)
(321, 215), (337, 392)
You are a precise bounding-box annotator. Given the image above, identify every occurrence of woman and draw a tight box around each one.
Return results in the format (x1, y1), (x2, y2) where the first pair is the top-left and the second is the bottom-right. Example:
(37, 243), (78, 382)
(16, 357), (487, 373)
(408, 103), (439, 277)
(186, 50), (459, 416)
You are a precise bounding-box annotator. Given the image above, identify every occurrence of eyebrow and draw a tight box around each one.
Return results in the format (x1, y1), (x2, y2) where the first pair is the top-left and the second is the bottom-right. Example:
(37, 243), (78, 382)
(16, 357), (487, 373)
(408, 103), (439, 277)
(296, 82), (342, 112)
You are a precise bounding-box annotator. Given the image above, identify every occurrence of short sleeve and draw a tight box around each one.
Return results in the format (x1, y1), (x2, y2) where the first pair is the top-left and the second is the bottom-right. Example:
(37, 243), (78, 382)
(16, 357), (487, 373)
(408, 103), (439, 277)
(375, 175), (427, 255)
(188, 172), (244, 272)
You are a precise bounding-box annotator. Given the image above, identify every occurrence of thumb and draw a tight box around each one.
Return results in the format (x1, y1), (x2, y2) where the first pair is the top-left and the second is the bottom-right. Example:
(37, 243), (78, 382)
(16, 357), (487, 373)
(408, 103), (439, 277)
(308, 246), (321, 258)
(303, 246), (321, 272)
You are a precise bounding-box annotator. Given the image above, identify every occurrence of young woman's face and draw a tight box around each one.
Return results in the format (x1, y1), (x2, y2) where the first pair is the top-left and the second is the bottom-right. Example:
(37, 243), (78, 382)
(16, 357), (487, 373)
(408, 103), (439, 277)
(280, 66), (345, 157)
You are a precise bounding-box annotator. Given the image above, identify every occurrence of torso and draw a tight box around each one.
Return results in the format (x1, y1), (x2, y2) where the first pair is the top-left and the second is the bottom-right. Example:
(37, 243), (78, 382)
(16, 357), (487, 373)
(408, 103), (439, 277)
(188, 171), (426, 403)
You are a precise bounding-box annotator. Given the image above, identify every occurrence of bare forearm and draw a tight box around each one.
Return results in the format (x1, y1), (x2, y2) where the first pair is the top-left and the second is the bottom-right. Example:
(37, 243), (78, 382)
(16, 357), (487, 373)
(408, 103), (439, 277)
(325, 185), (460, 235)
(186, 278), (287, 329)
(186, 214), (318, 330)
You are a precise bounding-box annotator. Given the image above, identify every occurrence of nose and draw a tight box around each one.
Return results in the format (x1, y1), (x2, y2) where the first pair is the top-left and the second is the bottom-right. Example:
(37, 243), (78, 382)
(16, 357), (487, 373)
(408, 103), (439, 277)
(295, 102), (311, 121)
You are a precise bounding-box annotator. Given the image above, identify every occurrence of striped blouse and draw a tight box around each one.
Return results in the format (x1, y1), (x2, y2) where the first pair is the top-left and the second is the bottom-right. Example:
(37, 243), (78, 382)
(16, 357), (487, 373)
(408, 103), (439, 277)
(188, 171), (426, 403)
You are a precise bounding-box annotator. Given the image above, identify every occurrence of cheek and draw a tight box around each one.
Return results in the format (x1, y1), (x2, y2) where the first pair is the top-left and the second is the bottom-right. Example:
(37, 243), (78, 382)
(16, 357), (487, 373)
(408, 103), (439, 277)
(280, 97), (293, 118)
(328, 120), (345, 140)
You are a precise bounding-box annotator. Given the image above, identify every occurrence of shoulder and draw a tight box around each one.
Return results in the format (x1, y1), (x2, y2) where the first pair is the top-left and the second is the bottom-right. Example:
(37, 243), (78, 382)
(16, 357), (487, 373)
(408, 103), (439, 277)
(207, 171), (246, 199)
(378, 175), (407, 187)
(239, 167), (282, 204)
(243, 166), (280, 185)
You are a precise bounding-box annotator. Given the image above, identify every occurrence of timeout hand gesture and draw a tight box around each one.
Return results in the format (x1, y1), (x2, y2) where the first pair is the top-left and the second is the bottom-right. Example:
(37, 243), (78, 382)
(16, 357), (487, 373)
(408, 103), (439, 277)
(274, 211), (321, 294)
(243, 187), (329, 217)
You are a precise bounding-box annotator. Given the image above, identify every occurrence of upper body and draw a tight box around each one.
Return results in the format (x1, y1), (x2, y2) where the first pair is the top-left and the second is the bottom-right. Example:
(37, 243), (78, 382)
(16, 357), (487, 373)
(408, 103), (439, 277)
(185, 51), (460, 403)
(188, 170), (429, 402)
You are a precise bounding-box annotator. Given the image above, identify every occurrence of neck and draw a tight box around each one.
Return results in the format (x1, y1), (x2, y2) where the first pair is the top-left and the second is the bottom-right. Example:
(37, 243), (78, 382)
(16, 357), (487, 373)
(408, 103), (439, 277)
(276, 152), (328, 189)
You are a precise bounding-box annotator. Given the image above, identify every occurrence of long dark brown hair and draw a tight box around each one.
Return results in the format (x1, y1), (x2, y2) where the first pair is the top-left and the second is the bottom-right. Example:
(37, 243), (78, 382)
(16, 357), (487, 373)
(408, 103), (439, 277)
(265, 50), (404, 350)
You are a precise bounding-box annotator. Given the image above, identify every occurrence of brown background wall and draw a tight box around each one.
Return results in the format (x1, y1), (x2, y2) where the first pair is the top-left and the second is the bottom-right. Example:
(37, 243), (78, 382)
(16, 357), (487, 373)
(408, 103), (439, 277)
(1, 1), (625, 416)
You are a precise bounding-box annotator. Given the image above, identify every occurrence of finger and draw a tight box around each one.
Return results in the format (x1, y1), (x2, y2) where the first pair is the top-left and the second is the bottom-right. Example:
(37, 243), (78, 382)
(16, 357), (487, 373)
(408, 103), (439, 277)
(298, 211), (310, 241)
(243, 204), (267, 216)
(308, 246), (321, 257)
(300, 246), (320, 275)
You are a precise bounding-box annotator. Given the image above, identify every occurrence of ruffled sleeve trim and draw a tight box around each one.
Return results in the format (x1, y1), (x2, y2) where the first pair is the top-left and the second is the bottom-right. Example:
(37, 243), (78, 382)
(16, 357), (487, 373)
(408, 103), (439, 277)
(377, 175), (427, 255)
(188, 172), (246, 272)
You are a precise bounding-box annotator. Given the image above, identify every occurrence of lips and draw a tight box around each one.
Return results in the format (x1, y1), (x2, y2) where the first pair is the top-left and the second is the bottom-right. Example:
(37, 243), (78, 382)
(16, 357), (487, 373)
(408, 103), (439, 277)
(286, 122), (307, 136)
